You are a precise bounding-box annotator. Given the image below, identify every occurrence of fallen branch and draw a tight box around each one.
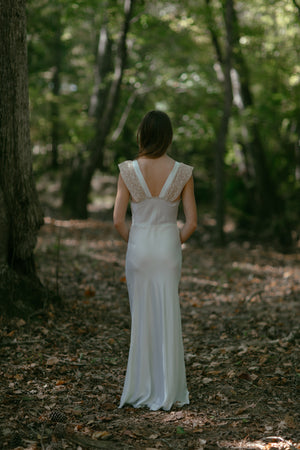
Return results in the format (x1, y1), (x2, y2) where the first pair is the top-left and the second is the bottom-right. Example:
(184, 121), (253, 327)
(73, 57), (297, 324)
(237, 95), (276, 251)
(268, 328), (300, 344)
(64, 429), (117, 449)
(217, 416), (249, 421)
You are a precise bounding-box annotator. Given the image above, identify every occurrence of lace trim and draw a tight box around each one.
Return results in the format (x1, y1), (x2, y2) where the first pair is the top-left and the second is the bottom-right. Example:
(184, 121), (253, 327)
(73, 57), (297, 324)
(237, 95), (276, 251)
(118, 160), (193, 203)
(164, 163), (193, 201)
(118, 161), (146, 202)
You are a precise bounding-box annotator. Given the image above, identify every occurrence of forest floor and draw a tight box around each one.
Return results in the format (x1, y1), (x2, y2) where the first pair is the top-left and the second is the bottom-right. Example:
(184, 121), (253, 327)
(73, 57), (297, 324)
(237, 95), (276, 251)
(1, 175), (300, 450)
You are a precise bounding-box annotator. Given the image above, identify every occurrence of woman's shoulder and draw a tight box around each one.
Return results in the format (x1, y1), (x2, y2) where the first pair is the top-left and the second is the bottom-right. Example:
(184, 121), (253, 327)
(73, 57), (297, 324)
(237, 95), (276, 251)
(164, 160), (194, 201)
(118, 159), (134, 170)
(118, 160), (135, 182)
(176, 160), (194, 172)
(174, 161), (194, 187)
(118, 160), (146, 202)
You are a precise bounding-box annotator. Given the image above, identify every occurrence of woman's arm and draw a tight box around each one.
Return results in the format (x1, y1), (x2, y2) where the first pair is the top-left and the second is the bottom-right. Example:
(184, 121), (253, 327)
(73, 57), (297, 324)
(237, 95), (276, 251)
(180, 176), (197, 243)
(113, 174), (130, 242)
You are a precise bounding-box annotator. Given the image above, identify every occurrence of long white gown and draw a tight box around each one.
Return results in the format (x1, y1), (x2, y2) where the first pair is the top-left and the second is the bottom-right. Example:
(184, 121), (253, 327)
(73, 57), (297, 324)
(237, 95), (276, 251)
(118, 159), (193, 411)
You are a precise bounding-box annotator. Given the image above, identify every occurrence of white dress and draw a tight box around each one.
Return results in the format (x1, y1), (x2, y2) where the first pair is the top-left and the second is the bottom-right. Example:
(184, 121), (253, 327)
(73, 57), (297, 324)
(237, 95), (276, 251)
(118, 159), (193, 411)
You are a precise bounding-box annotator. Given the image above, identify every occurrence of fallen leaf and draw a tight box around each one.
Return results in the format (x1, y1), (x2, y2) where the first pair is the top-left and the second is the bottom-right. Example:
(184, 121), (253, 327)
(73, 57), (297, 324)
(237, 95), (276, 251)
(227, 370), (236, 379)
(56, 379), (68, 386)
(238, 372), (252, 381)
(14, 373), (24, 381)
(202, 377), (213, 384)
(7, 330), (16, 337)
(149, 433), (159, 439)
(46, 356), (59, 366)
(123, 430), (138, 438)
(84, 285), (96, 298)
(92, 430), (111, 439)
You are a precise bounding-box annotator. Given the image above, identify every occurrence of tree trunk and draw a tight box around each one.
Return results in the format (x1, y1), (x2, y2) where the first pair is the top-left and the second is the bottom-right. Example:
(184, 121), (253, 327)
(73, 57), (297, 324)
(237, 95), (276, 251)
(0, 187), (9, 265)
(230, 4), (279, 219)
(207, 0), (288, 240)
(292, 0), (300, 18)
(88, 11), (113, 119)
(63, 0), (135, 218)
(206, 0), (234, 244)
(0, 0), (46, 314)
(50, 7), (63, 169)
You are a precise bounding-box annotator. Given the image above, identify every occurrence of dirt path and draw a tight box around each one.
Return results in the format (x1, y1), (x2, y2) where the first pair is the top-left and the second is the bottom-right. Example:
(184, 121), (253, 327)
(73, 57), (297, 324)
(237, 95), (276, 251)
(1, 218), (299, 449)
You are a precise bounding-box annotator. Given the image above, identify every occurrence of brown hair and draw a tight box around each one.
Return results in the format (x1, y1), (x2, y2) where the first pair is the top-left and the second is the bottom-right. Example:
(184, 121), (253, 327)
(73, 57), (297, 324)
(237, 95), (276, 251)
(137, 110), (173, 158)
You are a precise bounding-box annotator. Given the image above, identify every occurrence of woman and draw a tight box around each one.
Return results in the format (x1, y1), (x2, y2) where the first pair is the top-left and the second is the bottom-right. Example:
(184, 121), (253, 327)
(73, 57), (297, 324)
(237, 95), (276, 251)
(113, 110), (197, 411)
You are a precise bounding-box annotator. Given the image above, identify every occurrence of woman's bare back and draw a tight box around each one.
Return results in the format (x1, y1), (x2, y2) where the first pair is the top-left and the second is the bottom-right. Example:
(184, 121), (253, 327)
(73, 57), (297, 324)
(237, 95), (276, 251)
(136, 155), (176, 197)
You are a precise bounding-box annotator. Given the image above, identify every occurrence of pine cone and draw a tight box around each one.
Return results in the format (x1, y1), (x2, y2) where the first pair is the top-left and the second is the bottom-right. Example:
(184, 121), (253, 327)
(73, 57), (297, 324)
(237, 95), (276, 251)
(49, 409), (67, 423)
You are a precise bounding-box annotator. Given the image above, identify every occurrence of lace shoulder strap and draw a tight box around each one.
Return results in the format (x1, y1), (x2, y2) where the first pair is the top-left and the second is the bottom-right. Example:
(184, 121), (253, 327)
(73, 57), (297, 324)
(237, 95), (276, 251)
(159, 161), (180, 198)
(164, 162), (194, 202)
(118, 160), (147, 202)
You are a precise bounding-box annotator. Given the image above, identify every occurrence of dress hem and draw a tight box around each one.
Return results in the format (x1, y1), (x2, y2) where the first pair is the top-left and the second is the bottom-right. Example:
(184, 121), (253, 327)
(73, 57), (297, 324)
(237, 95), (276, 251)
(118, 397), (190, 412)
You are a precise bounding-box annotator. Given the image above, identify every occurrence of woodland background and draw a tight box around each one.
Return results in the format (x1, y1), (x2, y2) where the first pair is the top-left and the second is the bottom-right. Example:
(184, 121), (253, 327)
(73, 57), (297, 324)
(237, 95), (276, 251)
(27, 0), (300, 243)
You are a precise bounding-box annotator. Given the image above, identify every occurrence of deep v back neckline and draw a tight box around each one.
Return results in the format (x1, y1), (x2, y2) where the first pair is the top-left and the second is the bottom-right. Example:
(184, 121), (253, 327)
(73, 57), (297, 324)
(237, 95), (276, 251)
(133, 160), (179, 198)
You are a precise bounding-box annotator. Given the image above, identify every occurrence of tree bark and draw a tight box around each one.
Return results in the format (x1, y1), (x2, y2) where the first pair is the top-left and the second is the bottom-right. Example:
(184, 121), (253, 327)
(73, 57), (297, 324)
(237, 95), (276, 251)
(216, 0), (234, 245)
(292, 0), (300, 18)
(0, 187), (9, 265)
(0, 0), (45, 313)
(207, 0), (284, 226)
(63, 0), (135, 218)
(88, 9), (113, 119)
(206, 0), (233, 244)
(50, 7), (63, 169)
(230, 4), (280, 219)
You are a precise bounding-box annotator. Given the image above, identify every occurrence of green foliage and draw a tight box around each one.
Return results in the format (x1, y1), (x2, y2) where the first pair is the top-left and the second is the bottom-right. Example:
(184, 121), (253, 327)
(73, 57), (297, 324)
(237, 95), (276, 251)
(27, 0), (300, 234)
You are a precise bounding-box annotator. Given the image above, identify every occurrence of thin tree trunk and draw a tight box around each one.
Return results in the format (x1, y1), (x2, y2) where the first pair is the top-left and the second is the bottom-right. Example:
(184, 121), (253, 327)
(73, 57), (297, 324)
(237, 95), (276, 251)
(215, 0), (234, 245)
(89, 10), (113, 119)
(292, 0), (300, 18)
(0, 187), (9, 265)
(229, 2), (280, 219)
(111, 90), (139, 142)
(0, 0), (46, 313)
(205, 0), (253, 182)
(206, 0), (233, 244)
(89, 0), (135, 170)
(293, 120), (300, 182)
(205, 0), (224, 66)
(63, 0), (135, 218)
(51, 8), (62, 169)
(207, 0), (281, 223)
